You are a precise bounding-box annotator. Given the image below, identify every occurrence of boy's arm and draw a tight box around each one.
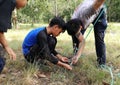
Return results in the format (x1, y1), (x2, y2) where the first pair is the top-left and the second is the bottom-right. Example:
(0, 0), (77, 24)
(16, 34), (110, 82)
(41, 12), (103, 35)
(72, 32), (85, 64)
(56, 54), (69, 63)
(93, 0), (105, 10)
(0, 32), (16, 60)
(57, 61), (72, 70)
(50, 53), (72, 70)
(37, 32), (61, 64)
(37, 32), (72, 70)
(72, 0), (105, 28)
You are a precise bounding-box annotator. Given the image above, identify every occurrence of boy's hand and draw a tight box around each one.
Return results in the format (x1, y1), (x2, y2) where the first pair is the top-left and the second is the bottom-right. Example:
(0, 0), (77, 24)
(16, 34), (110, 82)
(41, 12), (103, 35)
(5, 47), (16, 60)
(71, 56), (79, 65)
(64, 63), (72, 70)
(56, 54), (69, 63)
(60, 57), (69, 62)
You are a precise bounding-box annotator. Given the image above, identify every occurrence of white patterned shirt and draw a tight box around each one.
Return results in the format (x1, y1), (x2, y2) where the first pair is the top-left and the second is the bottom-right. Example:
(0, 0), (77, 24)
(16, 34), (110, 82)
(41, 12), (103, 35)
(72, 0), (104, 29)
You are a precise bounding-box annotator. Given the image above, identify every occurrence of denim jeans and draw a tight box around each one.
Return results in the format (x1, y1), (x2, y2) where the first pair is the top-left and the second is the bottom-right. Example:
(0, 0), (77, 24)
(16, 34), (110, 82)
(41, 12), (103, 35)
(0, 57), (5, 73)
(0, 45), (5, 73)
(94, 17), (107, 65)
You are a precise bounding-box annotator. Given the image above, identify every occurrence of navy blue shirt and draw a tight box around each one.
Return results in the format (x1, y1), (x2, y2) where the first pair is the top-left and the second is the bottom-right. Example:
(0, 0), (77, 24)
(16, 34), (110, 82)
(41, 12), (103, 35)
(0, 0), (16, 32)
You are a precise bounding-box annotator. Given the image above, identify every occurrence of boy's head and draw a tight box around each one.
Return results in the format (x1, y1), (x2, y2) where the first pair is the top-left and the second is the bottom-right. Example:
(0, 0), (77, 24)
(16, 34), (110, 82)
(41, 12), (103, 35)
(65, 19), (83, 36)
(49, 16), (66, 37)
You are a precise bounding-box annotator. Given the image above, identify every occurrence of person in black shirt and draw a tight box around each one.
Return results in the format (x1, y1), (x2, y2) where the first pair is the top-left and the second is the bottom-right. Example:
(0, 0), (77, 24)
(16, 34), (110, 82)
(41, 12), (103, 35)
(0, 0), (27, 73)
(22, 17), (72, 70)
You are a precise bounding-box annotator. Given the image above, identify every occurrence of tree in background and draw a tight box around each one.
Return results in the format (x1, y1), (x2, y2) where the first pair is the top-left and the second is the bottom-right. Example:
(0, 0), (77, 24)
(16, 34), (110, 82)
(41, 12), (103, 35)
(106, 0), (120, 22)
(15, 0), (120, 25)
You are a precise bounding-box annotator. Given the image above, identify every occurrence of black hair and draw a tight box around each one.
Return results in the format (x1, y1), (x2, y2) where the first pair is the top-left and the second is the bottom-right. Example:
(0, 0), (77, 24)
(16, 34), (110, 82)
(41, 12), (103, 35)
(65, 18), (83, 35)
(49, 16), (66, 32)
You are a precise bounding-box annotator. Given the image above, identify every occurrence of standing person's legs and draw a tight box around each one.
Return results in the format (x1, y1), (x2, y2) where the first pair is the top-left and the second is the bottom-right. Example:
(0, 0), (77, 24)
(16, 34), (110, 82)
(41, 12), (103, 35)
(0, 45), (6, 73)
(94, 18), (107, 65)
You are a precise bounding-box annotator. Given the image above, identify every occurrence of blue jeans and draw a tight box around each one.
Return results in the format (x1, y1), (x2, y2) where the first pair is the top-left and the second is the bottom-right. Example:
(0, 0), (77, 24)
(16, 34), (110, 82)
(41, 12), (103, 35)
(0, 45), (5, 73)
(94, 17), (107, 65)
(0, 57), (5, 73)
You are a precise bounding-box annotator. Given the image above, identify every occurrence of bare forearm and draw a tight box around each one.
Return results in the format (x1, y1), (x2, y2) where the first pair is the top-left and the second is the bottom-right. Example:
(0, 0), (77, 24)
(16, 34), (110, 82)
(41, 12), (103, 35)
(0, 32), (8, 48)
(56, 54), (62, 60)
(76, 39), (85, 58)
(93, 0), (105, 10)
(0, 32), (16, 60)
(57, 61), (72, 70)
(71, 39), (85, 64)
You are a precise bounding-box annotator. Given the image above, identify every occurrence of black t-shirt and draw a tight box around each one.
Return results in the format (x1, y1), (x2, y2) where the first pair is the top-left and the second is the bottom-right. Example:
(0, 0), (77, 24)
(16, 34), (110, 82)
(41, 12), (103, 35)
(0, 0), (16, 32)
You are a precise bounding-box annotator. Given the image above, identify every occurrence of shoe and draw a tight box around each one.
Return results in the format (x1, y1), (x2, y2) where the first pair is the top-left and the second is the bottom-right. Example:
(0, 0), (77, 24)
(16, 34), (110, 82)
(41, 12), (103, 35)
(96, 62), (106, 69)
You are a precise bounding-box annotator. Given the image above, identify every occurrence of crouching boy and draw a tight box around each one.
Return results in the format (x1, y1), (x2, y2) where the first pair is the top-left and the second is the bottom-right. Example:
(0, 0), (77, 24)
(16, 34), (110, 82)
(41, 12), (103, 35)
(22, 17), (72, 70)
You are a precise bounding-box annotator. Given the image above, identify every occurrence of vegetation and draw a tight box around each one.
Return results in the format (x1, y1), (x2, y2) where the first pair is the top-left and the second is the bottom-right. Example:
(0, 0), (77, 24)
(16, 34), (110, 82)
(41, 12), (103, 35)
(0, 23), (120, 85)
(1, 0), (120, 85)
(16, 0), (120, 25)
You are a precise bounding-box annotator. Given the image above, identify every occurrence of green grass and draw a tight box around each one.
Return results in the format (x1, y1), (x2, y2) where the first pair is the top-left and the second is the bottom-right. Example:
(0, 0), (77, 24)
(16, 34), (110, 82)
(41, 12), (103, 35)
(1, 23), (120, 85)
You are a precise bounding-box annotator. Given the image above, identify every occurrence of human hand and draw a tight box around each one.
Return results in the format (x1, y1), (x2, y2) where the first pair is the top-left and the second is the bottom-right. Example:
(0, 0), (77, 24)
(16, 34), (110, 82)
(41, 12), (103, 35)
(64, 63), (72, 70)
(71, 56), (79, 65)
(6, 47), (16, 60)
(60, 57), (69, 63)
